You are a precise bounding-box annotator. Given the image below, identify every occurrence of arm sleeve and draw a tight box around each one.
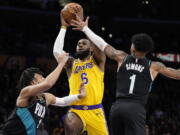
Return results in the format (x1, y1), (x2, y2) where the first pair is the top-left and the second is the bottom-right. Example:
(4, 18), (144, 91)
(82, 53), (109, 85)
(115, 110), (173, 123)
(51, 95), (79, 107)
(53, 27), (66, 61)
(82, 26), (108, 52)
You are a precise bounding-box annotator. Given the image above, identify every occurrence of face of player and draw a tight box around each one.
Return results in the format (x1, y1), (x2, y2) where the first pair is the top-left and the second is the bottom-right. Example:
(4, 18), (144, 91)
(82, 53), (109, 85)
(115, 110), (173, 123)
(31, 73), (45, 85)
(76, 39), (91, 59)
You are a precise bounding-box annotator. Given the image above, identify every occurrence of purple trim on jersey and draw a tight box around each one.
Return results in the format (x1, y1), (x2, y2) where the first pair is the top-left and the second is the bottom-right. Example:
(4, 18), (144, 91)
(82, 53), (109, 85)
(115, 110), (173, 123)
(71, 104), (102, 110)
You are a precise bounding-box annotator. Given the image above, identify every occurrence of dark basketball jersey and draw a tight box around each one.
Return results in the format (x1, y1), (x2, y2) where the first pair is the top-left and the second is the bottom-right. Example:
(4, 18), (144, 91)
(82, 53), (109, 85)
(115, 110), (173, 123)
(2, 95), (47, 135)
(116, 55), (153, 104)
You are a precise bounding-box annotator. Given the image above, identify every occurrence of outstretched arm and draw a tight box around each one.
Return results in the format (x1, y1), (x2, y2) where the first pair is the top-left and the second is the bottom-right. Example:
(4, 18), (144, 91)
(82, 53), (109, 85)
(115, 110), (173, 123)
(53, 12), (69, 61)
(20, 53), (69, 98)
(71, 16), (127, 64)
(91, 43), (106, 71)
(53, 26), (67, 61)
(45, 83), (86, 106)
(104, 45), (127, 62)
(151, 62), (180, 80)
(53, 12), (74, 77)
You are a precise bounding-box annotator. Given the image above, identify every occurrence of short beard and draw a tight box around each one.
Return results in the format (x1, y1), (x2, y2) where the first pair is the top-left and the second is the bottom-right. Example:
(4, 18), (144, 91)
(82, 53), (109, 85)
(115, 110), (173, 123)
(76, 50), (91, 60)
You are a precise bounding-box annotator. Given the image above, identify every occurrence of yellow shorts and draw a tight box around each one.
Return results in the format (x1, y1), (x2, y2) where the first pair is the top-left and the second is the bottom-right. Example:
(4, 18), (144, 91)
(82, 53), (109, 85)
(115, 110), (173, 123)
(69, 107), (109, 135)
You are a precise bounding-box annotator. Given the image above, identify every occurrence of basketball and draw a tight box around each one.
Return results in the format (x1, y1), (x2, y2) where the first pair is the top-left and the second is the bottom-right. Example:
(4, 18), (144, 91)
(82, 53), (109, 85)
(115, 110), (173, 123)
(61, 2), (84, 24)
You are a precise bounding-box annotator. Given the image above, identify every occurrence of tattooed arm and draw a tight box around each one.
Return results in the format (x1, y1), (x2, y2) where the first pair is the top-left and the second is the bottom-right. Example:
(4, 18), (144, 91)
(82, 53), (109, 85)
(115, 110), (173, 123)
(71, 16), (127, 64)
(91, 43), (106, 72)
(104, 45), (127, 63)
(151, 62), (180, 80)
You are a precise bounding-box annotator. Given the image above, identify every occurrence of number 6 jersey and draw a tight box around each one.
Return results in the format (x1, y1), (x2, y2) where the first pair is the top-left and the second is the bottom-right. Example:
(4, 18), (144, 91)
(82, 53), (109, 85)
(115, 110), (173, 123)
(116, 55), (153, 104)
(69, 56), (104, 105)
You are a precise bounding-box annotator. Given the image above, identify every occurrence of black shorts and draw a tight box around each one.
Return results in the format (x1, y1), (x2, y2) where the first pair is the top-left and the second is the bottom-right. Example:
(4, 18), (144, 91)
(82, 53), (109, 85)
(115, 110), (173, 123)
(109, 99), (146, 135)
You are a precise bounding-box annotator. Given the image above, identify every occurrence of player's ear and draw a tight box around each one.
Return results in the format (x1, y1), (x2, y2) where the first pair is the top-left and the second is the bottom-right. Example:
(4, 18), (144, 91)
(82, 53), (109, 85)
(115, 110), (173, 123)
(30, 78), (38, 85)
(130, 44), (136, 54)
(30, 80), (35, 85)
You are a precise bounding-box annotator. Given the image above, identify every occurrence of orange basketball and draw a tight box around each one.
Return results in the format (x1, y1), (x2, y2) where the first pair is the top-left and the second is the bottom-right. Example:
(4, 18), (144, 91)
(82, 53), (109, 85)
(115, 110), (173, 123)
(61, 2), (84, 25)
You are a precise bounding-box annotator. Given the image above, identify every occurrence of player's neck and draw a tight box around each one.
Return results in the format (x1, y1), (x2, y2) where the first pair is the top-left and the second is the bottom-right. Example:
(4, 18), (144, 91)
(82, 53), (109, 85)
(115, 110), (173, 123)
(133, 52), (146, 59)
(79, 55), (91, 62)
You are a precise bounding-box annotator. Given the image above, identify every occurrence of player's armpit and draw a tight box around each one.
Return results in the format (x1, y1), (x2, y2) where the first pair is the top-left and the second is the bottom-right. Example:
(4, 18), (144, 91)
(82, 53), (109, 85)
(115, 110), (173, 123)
(64, 56), (75, 77)
(153, 62), (180, 80)
(64, 56), (74, 69)
(104, 45), (127, 63)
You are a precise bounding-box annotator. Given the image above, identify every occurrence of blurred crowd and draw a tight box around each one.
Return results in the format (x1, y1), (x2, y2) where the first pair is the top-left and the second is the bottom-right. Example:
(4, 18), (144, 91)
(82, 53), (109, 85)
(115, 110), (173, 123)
(0, 0), (60, 10)
(0, 0), (180, 19)
(146, 83), (180, 135)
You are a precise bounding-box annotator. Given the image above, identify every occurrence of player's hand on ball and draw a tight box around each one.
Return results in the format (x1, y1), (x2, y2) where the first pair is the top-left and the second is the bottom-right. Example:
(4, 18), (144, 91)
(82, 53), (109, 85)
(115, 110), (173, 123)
(61, 2), (84, 25)
(78, 83), (86, 99)
(60, 11), (70, 27)
(71, 15), (89, 31)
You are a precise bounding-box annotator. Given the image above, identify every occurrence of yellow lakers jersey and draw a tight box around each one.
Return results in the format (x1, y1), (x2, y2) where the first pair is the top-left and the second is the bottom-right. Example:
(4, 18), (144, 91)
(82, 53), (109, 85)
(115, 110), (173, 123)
(69, 56), (104, 105)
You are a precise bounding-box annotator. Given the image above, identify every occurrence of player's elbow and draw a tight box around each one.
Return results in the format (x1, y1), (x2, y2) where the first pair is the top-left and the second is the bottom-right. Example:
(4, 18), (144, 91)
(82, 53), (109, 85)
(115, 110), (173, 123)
(53, 51), (60, 62)
(53, 51), (59, 58)
(43, 80), (54, 90)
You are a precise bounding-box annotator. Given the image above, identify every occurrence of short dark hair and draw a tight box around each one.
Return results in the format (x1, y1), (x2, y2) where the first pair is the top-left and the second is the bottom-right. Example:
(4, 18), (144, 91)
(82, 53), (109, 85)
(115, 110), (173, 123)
(18, 67), (43, 90)
(131, 33), (154, 53)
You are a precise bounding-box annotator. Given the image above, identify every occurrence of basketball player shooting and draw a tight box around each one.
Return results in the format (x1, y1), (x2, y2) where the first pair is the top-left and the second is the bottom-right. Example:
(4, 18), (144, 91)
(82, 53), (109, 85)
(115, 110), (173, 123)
(70, 15), (180, 135)
(53, 5), (109, 135)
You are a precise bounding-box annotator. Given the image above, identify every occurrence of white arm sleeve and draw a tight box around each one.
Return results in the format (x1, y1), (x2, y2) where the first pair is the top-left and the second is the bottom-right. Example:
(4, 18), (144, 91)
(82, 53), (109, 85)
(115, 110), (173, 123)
(53, 28), (66, 61)
(82, 26), (108, 52)
(52, 95), (79, 107)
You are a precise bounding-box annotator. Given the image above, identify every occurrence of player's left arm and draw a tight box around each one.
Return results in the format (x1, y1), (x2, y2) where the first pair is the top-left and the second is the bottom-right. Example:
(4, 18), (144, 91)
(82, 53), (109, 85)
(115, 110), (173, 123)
(151, 61), (180, 80)
(91, 43), (106, 71)
(44, 83), (86, 106)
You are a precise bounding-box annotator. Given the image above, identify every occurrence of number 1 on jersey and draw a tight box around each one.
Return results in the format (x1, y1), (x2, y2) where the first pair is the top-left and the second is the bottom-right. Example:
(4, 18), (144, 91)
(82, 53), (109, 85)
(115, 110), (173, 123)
(129, 74), (136, 94)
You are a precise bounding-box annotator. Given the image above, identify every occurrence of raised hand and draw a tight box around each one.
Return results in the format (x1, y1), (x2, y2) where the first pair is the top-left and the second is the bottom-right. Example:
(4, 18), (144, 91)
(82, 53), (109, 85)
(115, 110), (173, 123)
(60, 10), (70, 27)
(71, 15), (89, 31)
